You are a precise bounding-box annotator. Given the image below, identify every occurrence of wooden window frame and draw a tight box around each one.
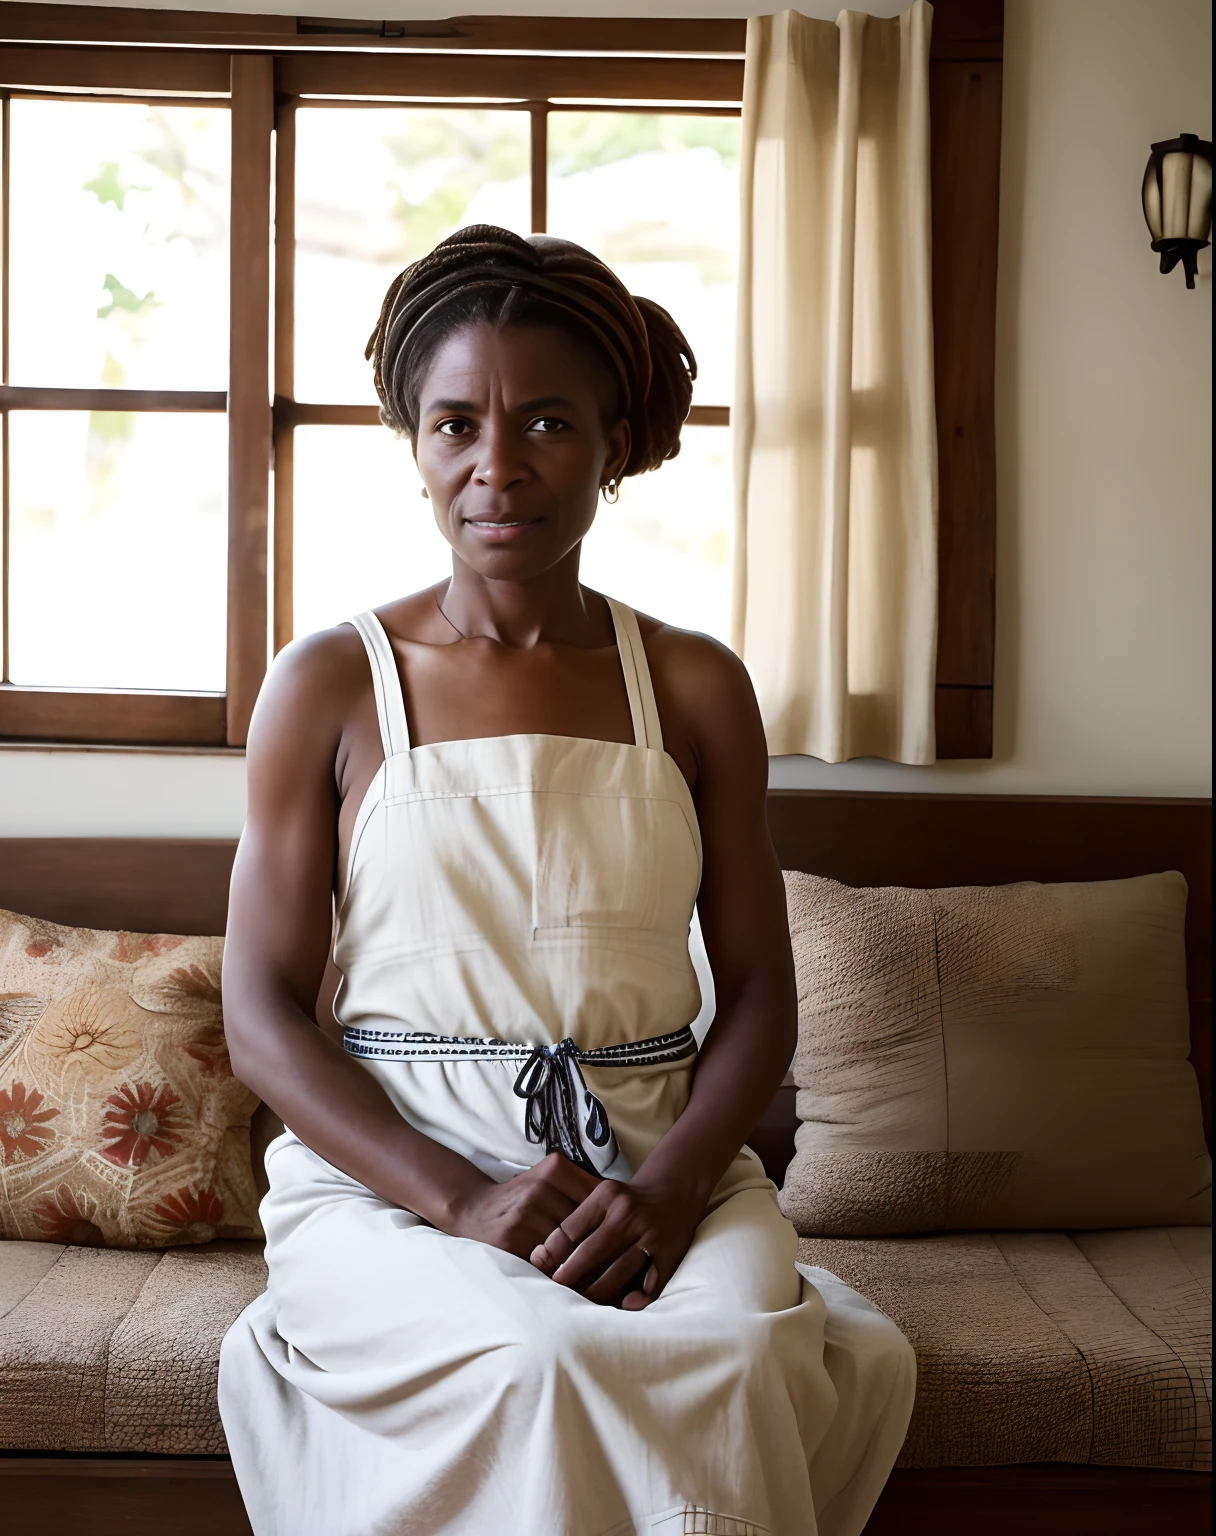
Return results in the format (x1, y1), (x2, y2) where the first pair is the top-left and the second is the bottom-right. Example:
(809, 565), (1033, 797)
(0, 0), (1001, 757)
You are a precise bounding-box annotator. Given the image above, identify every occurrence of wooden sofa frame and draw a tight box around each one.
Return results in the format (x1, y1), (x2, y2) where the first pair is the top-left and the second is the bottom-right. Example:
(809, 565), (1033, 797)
(1, 790), (1211, 1534)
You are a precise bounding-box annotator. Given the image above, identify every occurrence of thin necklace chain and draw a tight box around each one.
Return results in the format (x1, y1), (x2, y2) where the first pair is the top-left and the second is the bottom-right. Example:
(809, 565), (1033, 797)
(435, 584), (466, 641)
(434, 585), (610, 648)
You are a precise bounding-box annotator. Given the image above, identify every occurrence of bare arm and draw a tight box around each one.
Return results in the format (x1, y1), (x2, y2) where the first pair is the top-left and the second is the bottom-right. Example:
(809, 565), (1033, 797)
(223, 633), (598, 1252)
(640, 638), (795, 1199)
(532, 636), (795, 1304)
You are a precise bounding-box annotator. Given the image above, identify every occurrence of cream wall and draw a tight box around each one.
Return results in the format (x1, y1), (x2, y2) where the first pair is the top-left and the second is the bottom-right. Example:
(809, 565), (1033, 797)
(1, 0), (1211, 836)
(778, 0), (1213, 795)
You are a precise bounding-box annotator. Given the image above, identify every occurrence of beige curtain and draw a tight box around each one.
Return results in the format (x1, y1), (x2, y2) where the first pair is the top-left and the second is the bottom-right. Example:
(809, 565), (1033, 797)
(732, 2), (938, 764)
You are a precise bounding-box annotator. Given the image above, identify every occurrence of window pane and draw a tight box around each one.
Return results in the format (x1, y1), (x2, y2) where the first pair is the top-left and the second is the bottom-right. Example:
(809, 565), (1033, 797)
(293, 427), (731, 646)
(292, 427), (453, 639)
(548, 115), (739, 407)
(8, 101), (230, 390)
(294, 109), (531, 405)
(9, 412), (227, 689)
(580, 425), (732, 643)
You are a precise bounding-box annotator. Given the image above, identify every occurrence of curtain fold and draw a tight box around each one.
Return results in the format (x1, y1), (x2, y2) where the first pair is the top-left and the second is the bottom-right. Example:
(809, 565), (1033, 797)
(732, 2), (938, 765)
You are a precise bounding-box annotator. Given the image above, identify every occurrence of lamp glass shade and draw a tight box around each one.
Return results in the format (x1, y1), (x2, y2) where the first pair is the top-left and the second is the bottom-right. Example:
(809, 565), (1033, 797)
(1142, 160), (1164, 240)
(1142, 134), (1213, 287)
(1186, 154), (1213, 240)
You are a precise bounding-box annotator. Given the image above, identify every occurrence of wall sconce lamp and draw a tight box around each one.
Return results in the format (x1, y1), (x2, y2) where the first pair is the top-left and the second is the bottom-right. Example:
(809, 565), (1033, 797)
(1142, 133), (1212, 288)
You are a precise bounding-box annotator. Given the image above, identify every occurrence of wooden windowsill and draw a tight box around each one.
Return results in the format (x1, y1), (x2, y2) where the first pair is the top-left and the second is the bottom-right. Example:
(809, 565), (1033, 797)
(0, 740), (245, 757)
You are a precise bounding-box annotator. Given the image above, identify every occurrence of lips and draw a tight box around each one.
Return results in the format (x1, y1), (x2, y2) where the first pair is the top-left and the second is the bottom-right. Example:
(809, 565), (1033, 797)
(463, 514), (545, 540)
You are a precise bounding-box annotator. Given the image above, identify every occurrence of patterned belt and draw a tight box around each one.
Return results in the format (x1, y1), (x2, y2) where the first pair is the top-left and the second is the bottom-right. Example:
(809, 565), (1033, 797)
(342, 1025), (697, 1176)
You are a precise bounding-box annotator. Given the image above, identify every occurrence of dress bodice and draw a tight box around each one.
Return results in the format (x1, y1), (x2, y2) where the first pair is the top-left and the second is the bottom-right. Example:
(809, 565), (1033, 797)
(332, 598), (707, 1180)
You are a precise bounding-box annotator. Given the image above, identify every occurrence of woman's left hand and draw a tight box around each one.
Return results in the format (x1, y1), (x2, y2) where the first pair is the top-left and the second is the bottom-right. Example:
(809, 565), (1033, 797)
(529, 1172), (706, 1308)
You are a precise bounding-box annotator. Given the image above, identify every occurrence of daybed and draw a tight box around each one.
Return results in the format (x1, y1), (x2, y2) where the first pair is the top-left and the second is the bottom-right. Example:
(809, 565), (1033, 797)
(1, 790), (1211, 1534)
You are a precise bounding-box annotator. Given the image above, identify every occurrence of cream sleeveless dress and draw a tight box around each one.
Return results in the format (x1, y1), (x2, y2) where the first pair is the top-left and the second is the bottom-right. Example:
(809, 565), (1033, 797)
(219, 598), (914, 1536)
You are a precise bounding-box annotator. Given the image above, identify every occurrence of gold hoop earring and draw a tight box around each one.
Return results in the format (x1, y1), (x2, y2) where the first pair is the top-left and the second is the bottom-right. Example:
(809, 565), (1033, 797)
(601, 479), (620, 504)
(420, 487), (430, 500)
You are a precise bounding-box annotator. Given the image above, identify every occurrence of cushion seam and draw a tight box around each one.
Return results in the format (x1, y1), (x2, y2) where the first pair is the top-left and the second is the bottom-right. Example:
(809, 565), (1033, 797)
(990, 1232), (1099, 1464)
(103, 1251), (166, 1453)
(1074, 1234), (1203, 1467)
(3, 1244), (71, 1322)
(1166, 1225), (1213, 1301)
(8, 1245), (92, 1447)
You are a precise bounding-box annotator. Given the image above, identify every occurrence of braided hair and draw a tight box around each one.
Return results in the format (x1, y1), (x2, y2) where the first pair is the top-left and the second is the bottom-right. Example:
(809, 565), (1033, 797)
(366, 225), (696, 477)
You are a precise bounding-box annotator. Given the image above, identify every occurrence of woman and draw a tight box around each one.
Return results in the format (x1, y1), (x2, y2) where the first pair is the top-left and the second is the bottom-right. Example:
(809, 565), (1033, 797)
(219, 225), (913, 1536)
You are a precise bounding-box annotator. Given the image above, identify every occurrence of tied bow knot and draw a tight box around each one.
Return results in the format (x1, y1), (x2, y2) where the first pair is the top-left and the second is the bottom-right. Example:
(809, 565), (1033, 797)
(512, 1038), (615, 1175)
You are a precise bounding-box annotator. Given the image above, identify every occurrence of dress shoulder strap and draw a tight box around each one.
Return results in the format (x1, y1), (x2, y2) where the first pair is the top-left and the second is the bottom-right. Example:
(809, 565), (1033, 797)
(348, 612), (411, 758)
(606, 597), (663, 753)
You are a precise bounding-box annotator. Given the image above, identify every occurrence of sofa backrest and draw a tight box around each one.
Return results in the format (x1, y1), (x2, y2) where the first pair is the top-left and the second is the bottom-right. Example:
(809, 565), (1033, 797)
(1, 792), (1210, 1149)
(766, 792), (1211, 1147)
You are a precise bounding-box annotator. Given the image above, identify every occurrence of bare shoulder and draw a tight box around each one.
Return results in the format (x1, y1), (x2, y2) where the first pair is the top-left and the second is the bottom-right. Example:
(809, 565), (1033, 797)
(245, 621), (372, 769)
(254, 622), (366, 716)
(632, 610), (765, 786)
(634, 610), (757, 723)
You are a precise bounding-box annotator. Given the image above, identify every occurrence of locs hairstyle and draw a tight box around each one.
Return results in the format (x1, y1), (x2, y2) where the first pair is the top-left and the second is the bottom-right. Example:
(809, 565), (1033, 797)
(366, 225), (697, 479)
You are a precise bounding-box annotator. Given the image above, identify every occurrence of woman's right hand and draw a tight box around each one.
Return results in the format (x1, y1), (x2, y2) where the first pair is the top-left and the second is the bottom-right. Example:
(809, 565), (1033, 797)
(445, 1152), (601, 1261)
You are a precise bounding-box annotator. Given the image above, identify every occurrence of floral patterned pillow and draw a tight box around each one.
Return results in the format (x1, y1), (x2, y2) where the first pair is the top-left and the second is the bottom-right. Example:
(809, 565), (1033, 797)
(0, 908), (261, 1247)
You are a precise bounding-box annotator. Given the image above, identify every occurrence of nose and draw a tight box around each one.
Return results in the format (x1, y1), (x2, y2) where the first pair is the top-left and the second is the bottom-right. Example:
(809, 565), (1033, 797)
(472, 419), (529, 493)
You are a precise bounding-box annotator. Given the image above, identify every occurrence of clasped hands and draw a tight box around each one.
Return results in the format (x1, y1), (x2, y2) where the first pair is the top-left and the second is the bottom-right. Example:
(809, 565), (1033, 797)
(447, 1151), (701, 1309)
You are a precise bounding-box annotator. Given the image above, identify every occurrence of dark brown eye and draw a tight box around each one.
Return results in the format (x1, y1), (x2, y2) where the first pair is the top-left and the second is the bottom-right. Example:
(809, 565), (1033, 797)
(437, 418), (473, 437)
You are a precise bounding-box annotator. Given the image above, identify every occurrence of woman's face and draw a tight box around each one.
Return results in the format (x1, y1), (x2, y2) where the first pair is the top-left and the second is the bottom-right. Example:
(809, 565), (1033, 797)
(413, 322), (630, 581)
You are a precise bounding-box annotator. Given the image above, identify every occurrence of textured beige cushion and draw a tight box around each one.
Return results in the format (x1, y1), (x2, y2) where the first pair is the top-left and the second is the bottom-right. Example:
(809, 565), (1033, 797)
(0, 1238), (267, 1453)
(0, 908), (261, 1247)
(5, 1227), (1205, 1466)
(780, 872), (1211, 1235)
(800, 1226), (1211, 1471)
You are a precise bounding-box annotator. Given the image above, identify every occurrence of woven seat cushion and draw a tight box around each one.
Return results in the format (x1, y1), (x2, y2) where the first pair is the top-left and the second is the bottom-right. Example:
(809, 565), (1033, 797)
(801, 1225), (1211, 1471)
(0, 1238), (266, 1453)
(3, 1230), (1208, 1467)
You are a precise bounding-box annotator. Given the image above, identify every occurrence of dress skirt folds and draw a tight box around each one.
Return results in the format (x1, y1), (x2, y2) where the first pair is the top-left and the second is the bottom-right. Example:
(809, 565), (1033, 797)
(219, 601), (915, 1535)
